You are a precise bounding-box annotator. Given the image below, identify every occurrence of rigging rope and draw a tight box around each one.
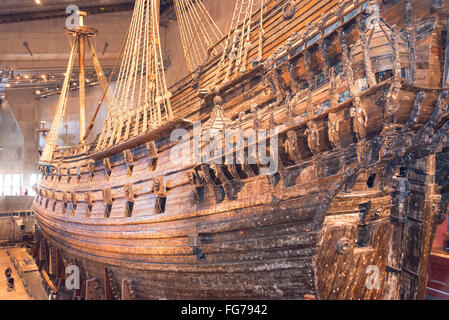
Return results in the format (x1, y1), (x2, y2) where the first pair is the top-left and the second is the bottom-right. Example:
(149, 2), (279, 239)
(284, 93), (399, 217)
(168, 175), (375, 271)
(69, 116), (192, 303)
(85, 32), (128, 147)
(173, 0), (223, 74)
(100, 0), (173, 149)
(211, 0), (264, 88)
(40, 35), (78, 162)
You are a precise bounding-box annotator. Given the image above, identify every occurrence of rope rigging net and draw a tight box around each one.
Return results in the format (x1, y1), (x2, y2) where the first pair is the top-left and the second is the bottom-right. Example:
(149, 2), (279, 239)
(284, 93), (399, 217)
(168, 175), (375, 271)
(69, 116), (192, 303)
(173, 0), (224, 74)
(97, 0), (173, 150)
(212, 0), (265, 88)
(40, 36), (78, 163)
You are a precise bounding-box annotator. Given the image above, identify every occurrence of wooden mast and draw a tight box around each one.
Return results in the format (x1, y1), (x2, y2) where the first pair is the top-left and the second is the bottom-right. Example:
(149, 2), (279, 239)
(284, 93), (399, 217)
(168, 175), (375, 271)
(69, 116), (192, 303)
(40, 11), (100, 162)
(69, 10), (90, 144)
(79, 37), (86, 143)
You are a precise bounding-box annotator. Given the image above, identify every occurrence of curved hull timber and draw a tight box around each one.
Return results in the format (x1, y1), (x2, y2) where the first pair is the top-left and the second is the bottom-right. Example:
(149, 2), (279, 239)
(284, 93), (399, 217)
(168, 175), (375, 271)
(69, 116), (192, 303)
(34, 0), (449, 300)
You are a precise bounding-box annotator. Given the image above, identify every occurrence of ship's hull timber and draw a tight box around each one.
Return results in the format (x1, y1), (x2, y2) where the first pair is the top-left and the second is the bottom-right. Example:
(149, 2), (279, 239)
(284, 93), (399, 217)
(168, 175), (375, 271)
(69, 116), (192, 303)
(34, 0), (449, 300)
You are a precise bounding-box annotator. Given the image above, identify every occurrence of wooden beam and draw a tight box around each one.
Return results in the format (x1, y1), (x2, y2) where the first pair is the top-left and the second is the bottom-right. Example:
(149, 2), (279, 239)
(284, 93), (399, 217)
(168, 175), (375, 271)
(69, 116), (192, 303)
(48, 247), (57, 275)
(104, 267), (119, 300)
(121, 280), (137, 300)
(42, 269), (57, 293)
(79, 35), (86, 143)
(86, 279), (104, 300)
(417, 154), (437, 299)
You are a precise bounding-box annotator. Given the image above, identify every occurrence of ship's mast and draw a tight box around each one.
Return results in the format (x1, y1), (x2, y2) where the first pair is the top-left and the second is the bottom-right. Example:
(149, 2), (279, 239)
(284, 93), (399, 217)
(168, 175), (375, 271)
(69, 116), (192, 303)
(78, 11), (87, 144)
(65, 11), (97, 144)
(40, 12), (111, 163)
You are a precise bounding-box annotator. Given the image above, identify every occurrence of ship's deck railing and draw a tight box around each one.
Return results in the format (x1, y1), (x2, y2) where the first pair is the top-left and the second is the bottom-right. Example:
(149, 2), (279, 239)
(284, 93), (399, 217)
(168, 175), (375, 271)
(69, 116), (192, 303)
(0, 210), (34, 218)
(53, 143), (95, 161)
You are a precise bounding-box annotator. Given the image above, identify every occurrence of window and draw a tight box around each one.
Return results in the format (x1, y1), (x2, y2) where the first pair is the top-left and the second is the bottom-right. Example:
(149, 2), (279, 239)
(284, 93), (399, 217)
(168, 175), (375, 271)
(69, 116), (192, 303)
(0, 173), (37, 196)
(104, 204), (113, 218)
(4, 175), (12, 196)
(12, 174), (22, 196)
(155, 196), (167, 214)
(0, 174), (23, 196)
(125, 201), (134, 217)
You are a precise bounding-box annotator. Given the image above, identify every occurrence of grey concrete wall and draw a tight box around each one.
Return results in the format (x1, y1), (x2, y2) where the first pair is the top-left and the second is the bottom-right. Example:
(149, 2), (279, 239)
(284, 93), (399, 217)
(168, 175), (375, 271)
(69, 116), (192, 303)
(0, 196), (35, 244)
(0, 11), (132, 70)
(0, 100), (24, 174)
(0, 196), (35, 212)
(0, 218), (15, 243)
(37, 83), (111, 147)
(5, 89), (40, 185)
(0, 216), (35, 243)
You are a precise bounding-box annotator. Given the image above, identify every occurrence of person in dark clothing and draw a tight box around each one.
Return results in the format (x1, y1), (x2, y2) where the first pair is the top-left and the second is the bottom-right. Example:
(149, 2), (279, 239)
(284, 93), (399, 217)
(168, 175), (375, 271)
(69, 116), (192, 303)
(5, 268), (12, 278)
(7, 277), (14, 291)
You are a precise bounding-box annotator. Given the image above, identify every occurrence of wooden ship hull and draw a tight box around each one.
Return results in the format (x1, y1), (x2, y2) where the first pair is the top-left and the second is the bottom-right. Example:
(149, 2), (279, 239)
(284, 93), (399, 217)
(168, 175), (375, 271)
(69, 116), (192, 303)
(426, 209), (449, 299)
(33, 0), (449, 300)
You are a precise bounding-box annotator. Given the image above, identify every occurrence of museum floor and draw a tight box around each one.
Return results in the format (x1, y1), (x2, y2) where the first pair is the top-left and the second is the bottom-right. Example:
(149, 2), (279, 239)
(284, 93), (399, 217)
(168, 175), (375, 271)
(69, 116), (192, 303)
(0, 249), (33, 300)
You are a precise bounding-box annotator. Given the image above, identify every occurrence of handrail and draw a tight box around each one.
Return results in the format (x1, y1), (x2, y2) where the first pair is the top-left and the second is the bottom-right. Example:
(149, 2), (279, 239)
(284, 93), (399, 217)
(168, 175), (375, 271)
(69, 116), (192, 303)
(0, 210), (34, 218)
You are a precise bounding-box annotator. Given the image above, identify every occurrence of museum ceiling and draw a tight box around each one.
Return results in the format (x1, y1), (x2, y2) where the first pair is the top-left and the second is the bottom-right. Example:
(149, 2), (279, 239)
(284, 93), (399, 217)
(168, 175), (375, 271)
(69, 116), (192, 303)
(0, 0), (173, 24)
